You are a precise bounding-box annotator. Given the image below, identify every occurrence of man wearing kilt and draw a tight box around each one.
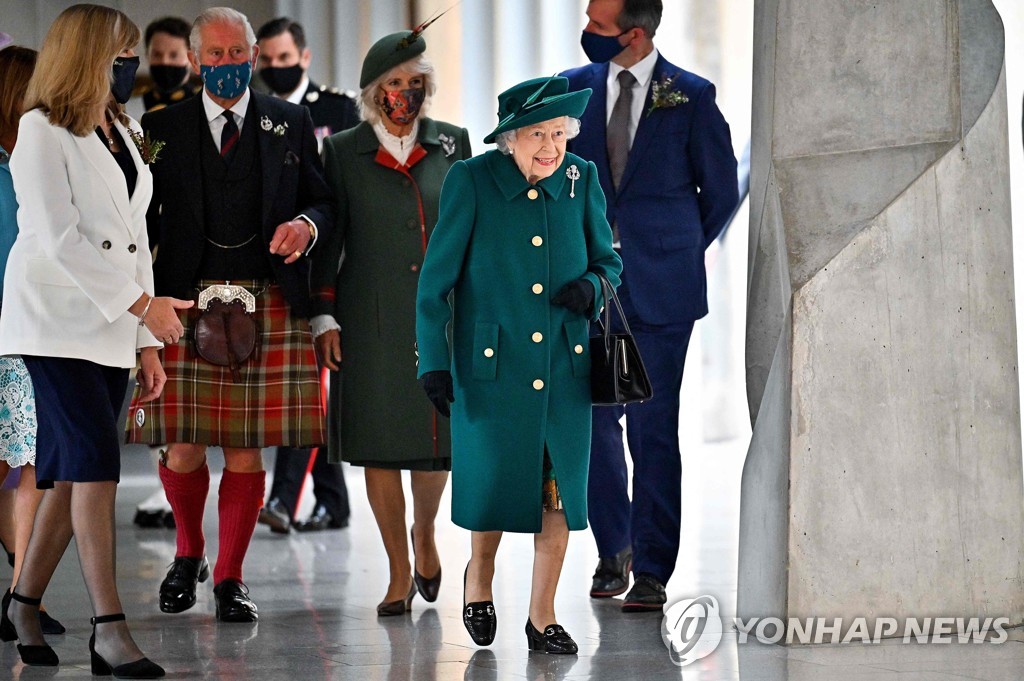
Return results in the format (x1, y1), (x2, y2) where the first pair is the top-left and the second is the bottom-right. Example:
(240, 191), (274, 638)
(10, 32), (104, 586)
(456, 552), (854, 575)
(125, 7), (333, 623)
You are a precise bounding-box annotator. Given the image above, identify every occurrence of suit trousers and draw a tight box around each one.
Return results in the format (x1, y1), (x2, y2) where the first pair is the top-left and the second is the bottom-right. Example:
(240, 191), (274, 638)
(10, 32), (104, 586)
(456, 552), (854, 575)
(588, 281), (694, 585)
(270, 446), (349, 521)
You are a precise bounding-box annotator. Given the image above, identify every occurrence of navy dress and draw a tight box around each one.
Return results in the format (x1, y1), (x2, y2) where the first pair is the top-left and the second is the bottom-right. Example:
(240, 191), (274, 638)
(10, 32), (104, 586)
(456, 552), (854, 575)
(23, 127), (137, 488)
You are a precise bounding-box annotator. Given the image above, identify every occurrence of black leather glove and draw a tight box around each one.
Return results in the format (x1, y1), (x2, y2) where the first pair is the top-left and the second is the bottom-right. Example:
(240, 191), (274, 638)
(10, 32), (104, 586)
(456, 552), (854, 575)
(551, 279), (595, 316)
(420, 370), (454, 417)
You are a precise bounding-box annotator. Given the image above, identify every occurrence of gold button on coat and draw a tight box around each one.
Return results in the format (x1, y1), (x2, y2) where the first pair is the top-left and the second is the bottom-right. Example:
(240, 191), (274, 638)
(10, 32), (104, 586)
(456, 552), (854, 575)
(527, 188), (539, 200)
(532, 236), (543, 246)
(483, 348), (494, 357)
(574, 344), (584, 354)
(533, 379), (544, 390)
(532, 332), (543, 343)
(532, 283), (543, 294)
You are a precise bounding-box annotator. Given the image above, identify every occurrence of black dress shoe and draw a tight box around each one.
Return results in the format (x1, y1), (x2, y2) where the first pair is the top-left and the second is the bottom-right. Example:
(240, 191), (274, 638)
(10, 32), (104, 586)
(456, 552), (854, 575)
(525, 618), (578, 654)
(213, 579), (258, 622)
(90, 613), (165, 678)
(293, 504), (347, 532)
(463, 567), (496, 646)
(376, 581), (416, 617)
(159, 556), (210, 613)
(1, 591), (59, 666)
(133, 508), (166, 529)
(590, 547), (632, 598)
(621, 573), (667, 613)
(257, 498), (291, 534)
(411, 527), (441, 602)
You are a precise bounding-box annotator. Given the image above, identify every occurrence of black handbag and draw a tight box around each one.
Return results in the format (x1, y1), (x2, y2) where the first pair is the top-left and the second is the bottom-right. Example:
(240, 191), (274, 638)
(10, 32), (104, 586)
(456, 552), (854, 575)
(590, 274), (653, 405)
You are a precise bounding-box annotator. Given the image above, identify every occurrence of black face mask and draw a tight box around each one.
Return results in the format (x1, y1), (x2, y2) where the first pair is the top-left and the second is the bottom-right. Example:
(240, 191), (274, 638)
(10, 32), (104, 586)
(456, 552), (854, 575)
(111, 55), (140, 104)
(260, 64), (304, 95)
(149, 64), (189, 92)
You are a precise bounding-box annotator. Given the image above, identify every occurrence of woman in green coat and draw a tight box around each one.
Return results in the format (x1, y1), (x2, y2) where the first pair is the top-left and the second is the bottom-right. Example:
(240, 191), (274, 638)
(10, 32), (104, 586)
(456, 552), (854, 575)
(309, 30), (470, 617)
(416, 77), (622, 653)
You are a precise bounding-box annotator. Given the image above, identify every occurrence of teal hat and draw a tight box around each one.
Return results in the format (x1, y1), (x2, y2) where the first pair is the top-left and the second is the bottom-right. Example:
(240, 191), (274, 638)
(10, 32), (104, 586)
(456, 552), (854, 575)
(484, 76), (592, 144)
(360, 31), (426, 89)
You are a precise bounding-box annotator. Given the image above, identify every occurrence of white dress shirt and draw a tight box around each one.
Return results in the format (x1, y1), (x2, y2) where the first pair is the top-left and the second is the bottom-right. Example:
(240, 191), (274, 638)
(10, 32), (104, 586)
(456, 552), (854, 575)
(284, 74), (310, 105)
(202, 88), (250, 152)
(606, 48), (660, 145)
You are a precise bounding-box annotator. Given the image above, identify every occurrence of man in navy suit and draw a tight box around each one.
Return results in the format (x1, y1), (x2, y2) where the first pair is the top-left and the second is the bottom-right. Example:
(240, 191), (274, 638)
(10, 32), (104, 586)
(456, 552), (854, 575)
(562, 0), (738, 612)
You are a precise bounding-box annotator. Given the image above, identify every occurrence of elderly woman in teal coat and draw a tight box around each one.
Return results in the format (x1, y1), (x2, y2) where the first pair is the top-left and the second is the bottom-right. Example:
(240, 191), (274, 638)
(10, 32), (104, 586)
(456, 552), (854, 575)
(416, 76), (622, 654)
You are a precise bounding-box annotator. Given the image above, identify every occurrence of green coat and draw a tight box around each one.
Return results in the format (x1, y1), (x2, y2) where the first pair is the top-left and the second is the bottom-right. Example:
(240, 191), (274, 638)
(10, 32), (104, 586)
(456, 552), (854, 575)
(313, 118), (472, 466)
(416, 150), (622, 532)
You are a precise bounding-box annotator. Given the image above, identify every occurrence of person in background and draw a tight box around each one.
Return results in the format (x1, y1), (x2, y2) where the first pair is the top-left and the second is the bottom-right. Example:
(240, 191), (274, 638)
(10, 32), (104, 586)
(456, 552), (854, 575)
(416, 76), (621, 652)
(255, 16), (358, 535)
(562, 0), (739, 612)
(138, 16), (202, 113)
(0, 5), (188, 675)
(0, 43), (65, 640)
(126, 6), (333, 624)
(311, 28), (469, 616)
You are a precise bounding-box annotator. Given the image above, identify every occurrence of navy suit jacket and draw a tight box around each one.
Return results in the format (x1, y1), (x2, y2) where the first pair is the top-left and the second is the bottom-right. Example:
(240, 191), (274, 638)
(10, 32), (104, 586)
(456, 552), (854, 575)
(562, 54), (738, 324)
(143, 91), (334, 318)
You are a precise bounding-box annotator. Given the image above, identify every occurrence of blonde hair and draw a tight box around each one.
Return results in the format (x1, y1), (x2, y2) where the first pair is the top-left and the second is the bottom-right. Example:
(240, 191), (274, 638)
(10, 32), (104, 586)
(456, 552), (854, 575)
(24, 4), (140, 137)
(0, 46), (37, 143)
(358, 55), (436, 127)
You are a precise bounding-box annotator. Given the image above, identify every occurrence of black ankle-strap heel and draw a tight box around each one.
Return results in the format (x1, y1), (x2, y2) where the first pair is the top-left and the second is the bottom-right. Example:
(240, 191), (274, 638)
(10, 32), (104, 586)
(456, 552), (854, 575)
(3, 590), (59, 666)
(90, 613), (165, 679)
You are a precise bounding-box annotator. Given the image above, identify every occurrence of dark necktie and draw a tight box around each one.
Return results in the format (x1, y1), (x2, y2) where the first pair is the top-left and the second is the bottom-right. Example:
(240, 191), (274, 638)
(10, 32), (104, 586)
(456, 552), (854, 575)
(607, 70), (636, 242)
(607, 70), (637, 191)
(220, 110), (239, 158)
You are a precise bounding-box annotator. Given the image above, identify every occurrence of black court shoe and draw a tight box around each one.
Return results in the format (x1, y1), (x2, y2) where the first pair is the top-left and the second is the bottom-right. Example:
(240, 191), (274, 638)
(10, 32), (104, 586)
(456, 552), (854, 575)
(525, 618), (578, 654)
(462, 566), (496, 646)
(411, 527), (441, 602)
(90, 613), (165, 678)
(1, 591), (58, 666)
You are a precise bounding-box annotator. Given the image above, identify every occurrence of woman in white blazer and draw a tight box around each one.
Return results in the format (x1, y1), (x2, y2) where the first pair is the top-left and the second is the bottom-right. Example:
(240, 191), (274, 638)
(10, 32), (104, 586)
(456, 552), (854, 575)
(0, 6), (190, 677)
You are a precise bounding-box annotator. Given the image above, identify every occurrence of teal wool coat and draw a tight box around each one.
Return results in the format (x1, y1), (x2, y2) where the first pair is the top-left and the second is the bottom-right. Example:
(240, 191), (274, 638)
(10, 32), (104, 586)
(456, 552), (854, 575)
(416, 150), (622, 532)
(313, 118), (471, 467)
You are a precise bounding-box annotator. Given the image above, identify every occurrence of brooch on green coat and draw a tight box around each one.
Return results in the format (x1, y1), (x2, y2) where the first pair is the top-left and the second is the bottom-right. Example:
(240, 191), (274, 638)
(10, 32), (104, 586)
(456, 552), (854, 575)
(566, 164), (580, 198)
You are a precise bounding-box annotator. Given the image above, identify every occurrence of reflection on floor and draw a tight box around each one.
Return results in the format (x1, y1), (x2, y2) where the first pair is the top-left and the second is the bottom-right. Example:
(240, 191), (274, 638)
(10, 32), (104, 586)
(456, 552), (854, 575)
(1, 439), (1021, 680)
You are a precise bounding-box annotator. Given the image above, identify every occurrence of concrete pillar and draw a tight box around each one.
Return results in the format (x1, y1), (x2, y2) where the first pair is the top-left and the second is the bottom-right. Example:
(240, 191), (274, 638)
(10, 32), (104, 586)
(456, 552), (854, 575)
(740, 0), (1024, 635)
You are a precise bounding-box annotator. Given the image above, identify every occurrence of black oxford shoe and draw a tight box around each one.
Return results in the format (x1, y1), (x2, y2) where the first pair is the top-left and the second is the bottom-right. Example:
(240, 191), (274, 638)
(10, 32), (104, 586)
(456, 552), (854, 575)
(213, 579), (258, 623)
(159, 556), (210, 613)
(525, 618), (578, 654)
(621, 573), (667, 613)
(257, 498), (291, 534)
(590, 547), (633, 598)
(293, 504), (347, 532)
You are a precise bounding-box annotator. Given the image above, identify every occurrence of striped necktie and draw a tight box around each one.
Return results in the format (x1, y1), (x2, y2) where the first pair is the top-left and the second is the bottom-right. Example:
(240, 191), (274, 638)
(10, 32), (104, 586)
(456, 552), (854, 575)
(220, 110), (239, 158)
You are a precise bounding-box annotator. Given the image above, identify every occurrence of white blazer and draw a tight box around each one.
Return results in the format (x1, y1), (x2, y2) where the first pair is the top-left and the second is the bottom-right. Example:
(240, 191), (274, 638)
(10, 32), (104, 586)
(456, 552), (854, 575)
(0, 109), (160, 368)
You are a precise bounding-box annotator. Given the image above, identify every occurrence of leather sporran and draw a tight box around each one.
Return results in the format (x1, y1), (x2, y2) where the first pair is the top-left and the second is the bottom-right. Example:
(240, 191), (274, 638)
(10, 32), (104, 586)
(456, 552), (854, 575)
(194, 296), (258, 383)
(590, 274), (653, 406)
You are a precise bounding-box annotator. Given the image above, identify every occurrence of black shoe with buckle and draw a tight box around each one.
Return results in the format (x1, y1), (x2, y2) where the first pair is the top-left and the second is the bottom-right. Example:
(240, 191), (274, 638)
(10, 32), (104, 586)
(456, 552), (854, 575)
(213, 580), (258, 623)
(590, 547), (632, 598)
(621, 573), (667, 613)
(525, 618), (578, 654)
(257, 498), (291, 534)
(462, 567), (496, 646)
(293, 504), (347, 532)
(159, 556), (210, 613)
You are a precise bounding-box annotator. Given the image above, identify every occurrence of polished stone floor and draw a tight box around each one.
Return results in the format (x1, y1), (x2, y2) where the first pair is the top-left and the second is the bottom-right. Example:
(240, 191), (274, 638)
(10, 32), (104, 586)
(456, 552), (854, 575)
(1, 437), (1023, 680)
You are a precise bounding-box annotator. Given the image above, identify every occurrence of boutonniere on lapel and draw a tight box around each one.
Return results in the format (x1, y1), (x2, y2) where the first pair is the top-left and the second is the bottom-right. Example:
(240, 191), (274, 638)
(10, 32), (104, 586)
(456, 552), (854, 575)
(566, 164), (580, 198)
(646, 75), (689, 117)
(260, 115), (289, 137)
(438, 133), (456, 158)
(127, 128), (166, 165)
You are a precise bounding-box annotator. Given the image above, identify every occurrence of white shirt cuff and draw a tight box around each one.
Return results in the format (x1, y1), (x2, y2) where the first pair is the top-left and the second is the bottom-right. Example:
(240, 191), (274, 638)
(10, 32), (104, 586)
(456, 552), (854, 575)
(310, 314), (340, 338)
(297, 214), (318, 255)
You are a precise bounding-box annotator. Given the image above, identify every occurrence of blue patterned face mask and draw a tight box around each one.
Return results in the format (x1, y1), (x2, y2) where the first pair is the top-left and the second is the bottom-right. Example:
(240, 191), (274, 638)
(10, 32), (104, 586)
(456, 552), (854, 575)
(200, 60), (252, 99)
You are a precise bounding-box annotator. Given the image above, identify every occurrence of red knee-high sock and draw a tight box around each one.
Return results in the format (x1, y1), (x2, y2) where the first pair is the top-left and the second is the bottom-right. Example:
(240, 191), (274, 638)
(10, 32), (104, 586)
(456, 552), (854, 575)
(214, 469), (265, 585)
(159, 461), (210, 559)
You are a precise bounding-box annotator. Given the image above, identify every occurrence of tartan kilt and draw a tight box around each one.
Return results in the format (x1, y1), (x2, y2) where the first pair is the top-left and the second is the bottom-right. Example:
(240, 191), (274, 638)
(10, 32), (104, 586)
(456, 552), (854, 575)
(125, 281), (326, 448)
